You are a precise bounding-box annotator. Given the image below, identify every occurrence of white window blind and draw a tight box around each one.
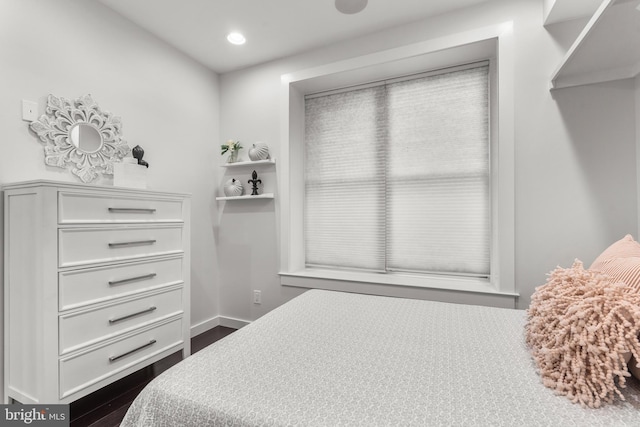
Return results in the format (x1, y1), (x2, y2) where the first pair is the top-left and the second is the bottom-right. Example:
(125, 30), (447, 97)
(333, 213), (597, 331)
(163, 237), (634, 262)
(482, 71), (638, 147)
(304, 63), (490, 277)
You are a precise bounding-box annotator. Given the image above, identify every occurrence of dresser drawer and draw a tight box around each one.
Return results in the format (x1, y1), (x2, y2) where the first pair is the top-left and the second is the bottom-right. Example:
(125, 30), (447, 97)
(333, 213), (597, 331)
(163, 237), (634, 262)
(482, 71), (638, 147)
(59, 287), (183, 354)
(59, 192), (184, 224)
(59, 317), (183, 399)
(59, 257), (184, 311)
(59, 226), (183, 267)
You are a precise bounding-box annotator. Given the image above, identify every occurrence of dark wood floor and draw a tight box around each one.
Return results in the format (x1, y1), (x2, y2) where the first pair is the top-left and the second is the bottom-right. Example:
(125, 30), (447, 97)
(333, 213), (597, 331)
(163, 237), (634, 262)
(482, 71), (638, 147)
(70, 326), (236, 427)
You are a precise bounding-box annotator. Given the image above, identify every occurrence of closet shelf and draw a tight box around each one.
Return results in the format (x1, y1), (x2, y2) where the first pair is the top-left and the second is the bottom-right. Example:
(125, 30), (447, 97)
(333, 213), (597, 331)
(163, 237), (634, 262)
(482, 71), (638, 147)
(220, 159), (276, 168)
(543, 0), (602, 26)
(550, 0), (640, 90)
(216, 193), (275, 201)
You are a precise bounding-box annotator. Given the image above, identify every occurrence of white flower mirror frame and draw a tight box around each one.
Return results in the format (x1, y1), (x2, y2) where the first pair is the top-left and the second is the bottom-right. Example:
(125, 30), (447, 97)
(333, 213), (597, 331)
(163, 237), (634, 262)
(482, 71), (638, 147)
(29, 94), (130, 183)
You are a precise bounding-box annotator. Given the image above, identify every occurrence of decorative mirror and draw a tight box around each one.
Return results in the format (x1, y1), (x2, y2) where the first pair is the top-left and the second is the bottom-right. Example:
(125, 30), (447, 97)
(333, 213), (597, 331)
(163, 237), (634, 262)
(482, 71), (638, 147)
(30, 94), (130, 183)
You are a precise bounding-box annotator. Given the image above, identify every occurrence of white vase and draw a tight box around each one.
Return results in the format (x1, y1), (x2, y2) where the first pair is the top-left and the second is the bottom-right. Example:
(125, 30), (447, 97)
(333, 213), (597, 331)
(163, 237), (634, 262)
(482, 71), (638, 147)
(227, 150), (239, 163)
(223, 178), (243, 196)
(248, 142), (270, 161)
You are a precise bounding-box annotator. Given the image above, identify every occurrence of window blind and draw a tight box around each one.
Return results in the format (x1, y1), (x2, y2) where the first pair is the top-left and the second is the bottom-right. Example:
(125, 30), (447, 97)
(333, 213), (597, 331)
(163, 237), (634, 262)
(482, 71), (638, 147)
(304, 64), (490, 277)
(305, 85), (387, 271)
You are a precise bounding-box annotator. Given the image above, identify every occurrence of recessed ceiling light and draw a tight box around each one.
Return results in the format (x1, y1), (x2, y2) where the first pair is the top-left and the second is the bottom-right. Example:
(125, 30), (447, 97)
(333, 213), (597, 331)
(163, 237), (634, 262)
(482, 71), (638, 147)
(335, 0), (368, 14)
(227, 32), (246, 45)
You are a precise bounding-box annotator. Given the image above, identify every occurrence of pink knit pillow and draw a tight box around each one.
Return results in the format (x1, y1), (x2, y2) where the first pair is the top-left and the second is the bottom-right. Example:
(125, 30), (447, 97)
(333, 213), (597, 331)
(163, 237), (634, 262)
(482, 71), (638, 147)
(526, 260), (640, 408)
(590, 235), (640, 292)
(589, 237), (640, 382)
(590, 234), (640, 268)
(592, 258), (640, 293)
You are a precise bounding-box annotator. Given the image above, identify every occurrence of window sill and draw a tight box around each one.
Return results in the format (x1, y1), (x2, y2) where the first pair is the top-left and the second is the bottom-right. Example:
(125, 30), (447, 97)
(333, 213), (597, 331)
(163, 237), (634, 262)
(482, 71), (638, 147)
(280, 268), (519, 298)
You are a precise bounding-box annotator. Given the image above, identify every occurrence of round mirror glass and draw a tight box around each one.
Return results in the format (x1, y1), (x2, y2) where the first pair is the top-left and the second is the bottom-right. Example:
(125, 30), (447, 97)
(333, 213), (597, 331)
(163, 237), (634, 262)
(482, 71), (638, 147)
(70, 123), (103, 153)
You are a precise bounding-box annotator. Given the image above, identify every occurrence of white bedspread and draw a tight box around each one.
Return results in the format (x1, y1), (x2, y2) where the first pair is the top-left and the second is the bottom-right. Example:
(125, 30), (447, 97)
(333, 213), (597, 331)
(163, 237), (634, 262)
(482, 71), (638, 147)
(121, 289), (640, 426)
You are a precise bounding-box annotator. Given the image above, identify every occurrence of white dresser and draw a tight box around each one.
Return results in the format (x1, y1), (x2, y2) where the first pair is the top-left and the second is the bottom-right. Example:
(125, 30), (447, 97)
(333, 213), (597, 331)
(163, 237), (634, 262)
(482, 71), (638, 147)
(2, 180), (190, 404)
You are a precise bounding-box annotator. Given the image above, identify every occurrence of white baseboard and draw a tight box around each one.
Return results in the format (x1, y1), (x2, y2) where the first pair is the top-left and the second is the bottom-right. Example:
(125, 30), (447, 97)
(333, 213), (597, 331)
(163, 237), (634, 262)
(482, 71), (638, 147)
(218, 316), (251, 330)
(190, 315), (250, 337)
(190, 316), (220, 338)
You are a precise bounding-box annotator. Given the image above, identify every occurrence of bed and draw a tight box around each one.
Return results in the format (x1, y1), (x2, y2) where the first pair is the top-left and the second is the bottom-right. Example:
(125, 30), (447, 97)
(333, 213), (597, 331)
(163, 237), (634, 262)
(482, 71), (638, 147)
(121, 289), (640, 426)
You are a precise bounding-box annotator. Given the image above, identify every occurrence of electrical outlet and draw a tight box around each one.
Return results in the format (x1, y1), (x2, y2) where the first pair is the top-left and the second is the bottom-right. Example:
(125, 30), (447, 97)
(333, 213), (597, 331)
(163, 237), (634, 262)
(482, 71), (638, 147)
(253, 290), (262, 304)
(22, 100), (38, 121)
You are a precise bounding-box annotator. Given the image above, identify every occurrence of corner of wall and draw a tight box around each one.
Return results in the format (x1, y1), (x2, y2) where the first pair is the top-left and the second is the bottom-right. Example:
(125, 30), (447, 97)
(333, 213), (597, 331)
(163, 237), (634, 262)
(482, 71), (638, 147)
(542, 0), (556, 23)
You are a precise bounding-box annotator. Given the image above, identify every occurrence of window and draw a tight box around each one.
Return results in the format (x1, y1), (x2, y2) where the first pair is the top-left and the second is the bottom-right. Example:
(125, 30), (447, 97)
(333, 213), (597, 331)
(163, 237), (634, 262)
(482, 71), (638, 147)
(304, 63), (490, 278)
(280, 25), (515, 304)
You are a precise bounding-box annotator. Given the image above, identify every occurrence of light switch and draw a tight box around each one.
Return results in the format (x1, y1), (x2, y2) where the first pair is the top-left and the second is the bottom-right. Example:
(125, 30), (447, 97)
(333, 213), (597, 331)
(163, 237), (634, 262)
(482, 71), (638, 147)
(22, 100), (38, 121)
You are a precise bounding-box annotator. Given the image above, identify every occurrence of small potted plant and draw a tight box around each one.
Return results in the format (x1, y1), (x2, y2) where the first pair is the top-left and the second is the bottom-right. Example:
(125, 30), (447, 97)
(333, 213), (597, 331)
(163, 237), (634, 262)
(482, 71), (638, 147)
(221, 139), (243, 163)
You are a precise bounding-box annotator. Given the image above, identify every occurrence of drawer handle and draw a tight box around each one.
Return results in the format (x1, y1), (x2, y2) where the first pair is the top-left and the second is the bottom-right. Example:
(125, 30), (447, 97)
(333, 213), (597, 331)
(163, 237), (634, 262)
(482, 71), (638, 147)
(109, 306), (157, 324)
(109, 273), (157, 286)
(109, 339), (157, 362)
(108, 239), (156, 248)
(108, 208), (157, 213)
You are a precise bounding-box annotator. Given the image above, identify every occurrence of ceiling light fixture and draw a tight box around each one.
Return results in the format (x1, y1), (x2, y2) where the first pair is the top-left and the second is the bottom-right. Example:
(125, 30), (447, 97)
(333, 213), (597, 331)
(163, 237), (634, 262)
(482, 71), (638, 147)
(226, 32), (246, 45)
(335, 0), (368, 14)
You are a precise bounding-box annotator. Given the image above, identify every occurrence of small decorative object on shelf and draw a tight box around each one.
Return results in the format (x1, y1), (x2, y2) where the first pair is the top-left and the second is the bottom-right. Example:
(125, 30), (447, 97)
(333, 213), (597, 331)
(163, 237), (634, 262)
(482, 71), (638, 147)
(223, 178), (244, 197)
(248, 141), (270, 161)
(248, 170), (262, 196)
(132, 145), (149, 168)
(221, 139), (243, 163)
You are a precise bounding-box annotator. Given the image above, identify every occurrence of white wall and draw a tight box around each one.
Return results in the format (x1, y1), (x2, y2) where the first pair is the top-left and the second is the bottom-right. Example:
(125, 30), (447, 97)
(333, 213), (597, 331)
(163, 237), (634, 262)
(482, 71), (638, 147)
(218, 0), (638, 317)
(0, 0), (221, 401)
(637, 75), (640, 232)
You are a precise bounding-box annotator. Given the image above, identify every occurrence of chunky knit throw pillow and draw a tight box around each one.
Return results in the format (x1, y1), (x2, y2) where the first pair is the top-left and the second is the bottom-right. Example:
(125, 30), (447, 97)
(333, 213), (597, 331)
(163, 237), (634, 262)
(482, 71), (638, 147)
(526, 260), (640, 408)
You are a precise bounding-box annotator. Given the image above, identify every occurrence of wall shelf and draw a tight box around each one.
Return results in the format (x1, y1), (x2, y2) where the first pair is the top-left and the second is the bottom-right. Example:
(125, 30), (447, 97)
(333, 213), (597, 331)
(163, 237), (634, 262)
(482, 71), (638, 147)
(216, 193), (274, 201)
(219, 158), (275, 201)
(220, 159), (275, 168)
(550, 0), (640, 90)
